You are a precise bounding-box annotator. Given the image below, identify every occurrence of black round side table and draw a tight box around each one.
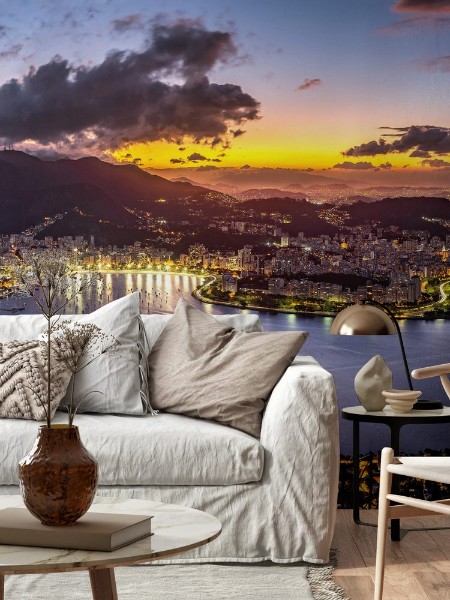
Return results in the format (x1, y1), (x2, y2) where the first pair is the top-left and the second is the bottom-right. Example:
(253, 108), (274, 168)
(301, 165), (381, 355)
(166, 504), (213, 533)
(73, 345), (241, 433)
(341, 405), (450, 541)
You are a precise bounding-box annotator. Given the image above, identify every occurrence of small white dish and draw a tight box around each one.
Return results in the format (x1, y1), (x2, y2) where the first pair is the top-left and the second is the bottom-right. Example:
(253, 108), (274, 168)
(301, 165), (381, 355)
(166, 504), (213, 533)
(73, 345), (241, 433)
(382, 389), (422, 413)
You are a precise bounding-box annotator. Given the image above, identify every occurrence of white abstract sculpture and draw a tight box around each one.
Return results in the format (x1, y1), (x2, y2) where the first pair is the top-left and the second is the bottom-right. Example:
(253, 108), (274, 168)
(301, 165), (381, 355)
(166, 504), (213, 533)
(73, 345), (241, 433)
(354, 355), (393, 412)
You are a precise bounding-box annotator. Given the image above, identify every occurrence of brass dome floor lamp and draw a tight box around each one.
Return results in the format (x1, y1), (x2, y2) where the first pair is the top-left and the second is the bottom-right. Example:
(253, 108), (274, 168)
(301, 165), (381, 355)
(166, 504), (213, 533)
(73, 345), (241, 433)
(330, 300), (443, 410)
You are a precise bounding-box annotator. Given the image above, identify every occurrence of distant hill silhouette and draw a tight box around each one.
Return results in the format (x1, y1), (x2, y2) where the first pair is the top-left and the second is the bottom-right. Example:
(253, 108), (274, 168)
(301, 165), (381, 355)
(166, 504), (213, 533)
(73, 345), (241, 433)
(0, 151), (231, 243)
(346, 196), (450, 231)
(241, 196), (450, 236)
(0, 151), (448, 245)
(237, 188), (307, 201)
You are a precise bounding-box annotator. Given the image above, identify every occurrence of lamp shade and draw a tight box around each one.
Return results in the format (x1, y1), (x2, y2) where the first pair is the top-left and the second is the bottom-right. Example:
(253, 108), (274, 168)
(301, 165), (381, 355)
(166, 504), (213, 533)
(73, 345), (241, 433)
(329, 304), (397, 336)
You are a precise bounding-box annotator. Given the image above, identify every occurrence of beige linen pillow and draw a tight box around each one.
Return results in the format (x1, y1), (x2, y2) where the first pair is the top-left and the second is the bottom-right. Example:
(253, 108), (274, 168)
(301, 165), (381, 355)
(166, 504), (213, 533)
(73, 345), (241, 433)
(148, 299), (308, 437)
(0, 339), (73, 420)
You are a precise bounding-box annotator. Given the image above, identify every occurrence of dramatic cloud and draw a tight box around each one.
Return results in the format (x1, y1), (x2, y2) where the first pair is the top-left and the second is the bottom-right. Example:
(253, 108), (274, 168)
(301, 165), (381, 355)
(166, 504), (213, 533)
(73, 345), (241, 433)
(187, 152), (209, 162)
(0, 20), (260, 155)
(0, 44), (23, 60)
(422, 158), (450, 167)
(393, 0), (450, 13)
(112, 14), (144, 32)
(17, 145), (70, 160)
(384, 0), (450, 31)
(114, 151), (143, 165)
(195, 165), (217, 171)
(415, 55), (450, 71)
(333, 161), (376, 170)
(240, 164), (251, 169)
(343, 140), (390, 156)
(343, 125), (450, 157)
(410, 149), (431, 157)
(380, 125), (410, 133)
(379, 15), (450, 33)
(231, 128), (245, 137)
(296, 78), (322, 91)
(379, 162), (393, 169)
(170, 158), (185, 164)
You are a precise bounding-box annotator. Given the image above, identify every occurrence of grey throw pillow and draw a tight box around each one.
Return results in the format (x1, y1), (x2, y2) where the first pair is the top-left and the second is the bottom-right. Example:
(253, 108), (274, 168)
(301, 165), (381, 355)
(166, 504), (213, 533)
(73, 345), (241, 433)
(148, 299), (308, 437)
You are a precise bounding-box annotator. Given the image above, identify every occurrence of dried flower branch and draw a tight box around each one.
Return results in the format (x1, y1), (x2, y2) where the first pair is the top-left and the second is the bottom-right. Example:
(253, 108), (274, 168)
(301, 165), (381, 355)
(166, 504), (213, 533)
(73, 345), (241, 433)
(6, 249), (100, 427)
(50, 321), (118, 426)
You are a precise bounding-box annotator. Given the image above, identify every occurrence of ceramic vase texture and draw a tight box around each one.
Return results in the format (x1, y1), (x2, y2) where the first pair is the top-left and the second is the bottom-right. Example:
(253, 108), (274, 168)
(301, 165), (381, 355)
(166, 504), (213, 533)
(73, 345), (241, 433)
(19, 424), (98, 526)
(354, 354), (393, 412)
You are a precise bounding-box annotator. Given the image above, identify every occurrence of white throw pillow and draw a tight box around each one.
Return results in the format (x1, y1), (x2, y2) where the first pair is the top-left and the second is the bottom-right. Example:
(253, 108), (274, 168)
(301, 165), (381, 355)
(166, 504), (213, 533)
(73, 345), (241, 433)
(58, 292), (147, 415)
(0, 314), (48, 342)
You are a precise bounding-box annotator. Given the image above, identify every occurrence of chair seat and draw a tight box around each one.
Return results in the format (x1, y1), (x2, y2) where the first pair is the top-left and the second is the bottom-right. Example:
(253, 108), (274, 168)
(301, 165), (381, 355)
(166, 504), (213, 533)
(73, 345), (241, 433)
(387, 456), (450, 485)
(374, 449), (450, 599)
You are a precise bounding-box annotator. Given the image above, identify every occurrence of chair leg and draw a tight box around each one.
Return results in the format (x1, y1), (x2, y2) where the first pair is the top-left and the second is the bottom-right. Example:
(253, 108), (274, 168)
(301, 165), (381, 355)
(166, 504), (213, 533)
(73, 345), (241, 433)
(374, 447), (394, 600)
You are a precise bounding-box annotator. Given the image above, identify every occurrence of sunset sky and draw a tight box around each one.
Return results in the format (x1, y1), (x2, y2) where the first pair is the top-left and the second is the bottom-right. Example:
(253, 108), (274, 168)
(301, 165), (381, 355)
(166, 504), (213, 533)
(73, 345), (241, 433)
(0, 0), (449, 182)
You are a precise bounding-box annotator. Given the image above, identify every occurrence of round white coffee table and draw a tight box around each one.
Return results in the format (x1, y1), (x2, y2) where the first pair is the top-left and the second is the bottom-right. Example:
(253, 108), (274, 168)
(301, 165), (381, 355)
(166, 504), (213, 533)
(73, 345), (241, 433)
(0, 496), (221, 600)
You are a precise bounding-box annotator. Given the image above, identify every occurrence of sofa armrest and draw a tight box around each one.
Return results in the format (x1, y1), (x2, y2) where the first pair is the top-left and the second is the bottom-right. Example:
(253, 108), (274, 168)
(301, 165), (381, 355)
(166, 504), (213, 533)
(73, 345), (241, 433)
(261, 356), (338, 454)
(260, 356), (339, 558)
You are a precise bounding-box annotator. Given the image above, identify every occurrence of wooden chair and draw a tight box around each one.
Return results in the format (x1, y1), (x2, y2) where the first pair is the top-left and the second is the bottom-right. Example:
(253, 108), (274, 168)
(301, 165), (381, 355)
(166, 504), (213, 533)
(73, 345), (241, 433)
(411, 361), (450, 402)
(374, 362), (450, 600)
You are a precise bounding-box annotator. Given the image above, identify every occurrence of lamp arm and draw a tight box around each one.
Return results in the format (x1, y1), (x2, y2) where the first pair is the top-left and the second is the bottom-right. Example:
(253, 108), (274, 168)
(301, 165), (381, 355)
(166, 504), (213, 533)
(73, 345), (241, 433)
(365, 299), (414, 391)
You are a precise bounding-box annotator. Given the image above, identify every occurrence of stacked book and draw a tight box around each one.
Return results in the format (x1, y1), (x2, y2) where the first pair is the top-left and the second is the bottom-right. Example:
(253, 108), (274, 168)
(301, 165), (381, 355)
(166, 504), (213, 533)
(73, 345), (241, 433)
(0, 508), (153, 551)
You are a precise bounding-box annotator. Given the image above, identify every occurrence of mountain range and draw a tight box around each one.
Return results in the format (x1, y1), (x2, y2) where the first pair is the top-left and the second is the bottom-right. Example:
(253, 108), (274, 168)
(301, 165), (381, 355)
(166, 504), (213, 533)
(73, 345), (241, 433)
(0, 150), (232, 244)
(0, 151), (448, 247)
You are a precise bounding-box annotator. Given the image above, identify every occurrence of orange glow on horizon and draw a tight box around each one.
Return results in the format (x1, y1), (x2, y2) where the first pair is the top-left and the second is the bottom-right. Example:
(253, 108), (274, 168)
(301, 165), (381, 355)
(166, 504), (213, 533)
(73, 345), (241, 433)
(110, 115), (429, 172)
(112, 138), (425, 172)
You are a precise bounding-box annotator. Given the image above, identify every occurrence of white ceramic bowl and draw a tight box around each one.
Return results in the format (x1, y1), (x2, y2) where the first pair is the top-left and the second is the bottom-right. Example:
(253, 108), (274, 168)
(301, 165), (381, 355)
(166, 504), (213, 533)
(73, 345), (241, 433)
(382, 389), (422, 413)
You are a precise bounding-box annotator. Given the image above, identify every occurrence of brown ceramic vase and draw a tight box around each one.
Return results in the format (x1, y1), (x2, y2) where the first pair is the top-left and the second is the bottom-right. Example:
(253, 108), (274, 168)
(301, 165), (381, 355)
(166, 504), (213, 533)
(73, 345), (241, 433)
(19, 424), (98, 526)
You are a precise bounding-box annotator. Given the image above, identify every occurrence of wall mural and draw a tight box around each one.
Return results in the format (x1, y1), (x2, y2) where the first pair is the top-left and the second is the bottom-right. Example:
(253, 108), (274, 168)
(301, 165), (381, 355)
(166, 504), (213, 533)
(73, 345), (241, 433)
(0, 0), (449, 457)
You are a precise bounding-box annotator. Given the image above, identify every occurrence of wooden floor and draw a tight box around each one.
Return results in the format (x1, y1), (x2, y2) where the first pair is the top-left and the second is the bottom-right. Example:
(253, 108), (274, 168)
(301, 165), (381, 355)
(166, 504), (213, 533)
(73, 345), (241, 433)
(333, 510), (450, 599)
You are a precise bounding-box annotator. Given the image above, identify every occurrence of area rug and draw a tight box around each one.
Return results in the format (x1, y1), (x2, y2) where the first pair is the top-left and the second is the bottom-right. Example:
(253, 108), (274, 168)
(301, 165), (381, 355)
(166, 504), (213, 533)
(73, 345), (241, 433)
(4, 560), (349, 600)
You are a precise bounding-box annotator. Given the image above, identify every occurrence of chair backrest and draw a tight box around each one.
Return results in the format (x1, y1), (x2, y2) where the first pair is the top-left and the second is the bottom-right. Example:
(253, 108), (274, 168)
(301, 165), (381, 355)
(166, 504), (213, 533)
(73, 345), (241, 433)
(412, 362), (450, 401)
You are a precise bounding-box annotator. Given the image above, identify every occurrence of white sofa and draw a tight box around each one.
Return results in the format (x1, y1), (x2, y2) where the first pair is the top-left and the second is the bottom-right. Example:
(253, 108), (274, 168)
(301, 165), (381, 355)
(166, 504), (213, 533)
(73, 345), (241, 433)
(0, 312), (339, 564)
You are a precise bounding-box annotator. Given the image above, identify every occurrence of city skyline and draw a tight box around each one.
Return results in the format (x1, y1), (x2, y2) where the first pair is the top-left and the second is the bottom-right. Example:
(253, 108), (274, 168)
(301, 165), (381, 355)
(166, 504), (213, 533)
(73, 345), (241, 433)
(3, 189), (449, 319)
(0, 1), (449, 185)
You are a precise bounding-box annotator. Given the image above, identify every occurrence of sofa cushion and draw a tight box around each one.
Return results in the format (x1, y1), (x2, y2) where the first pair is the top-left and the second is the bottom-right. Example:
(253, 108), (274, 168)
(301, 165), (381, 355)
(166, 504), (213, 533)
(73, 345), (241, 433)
(0, 412), (264, 486)
(148, 299), (308, 437)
